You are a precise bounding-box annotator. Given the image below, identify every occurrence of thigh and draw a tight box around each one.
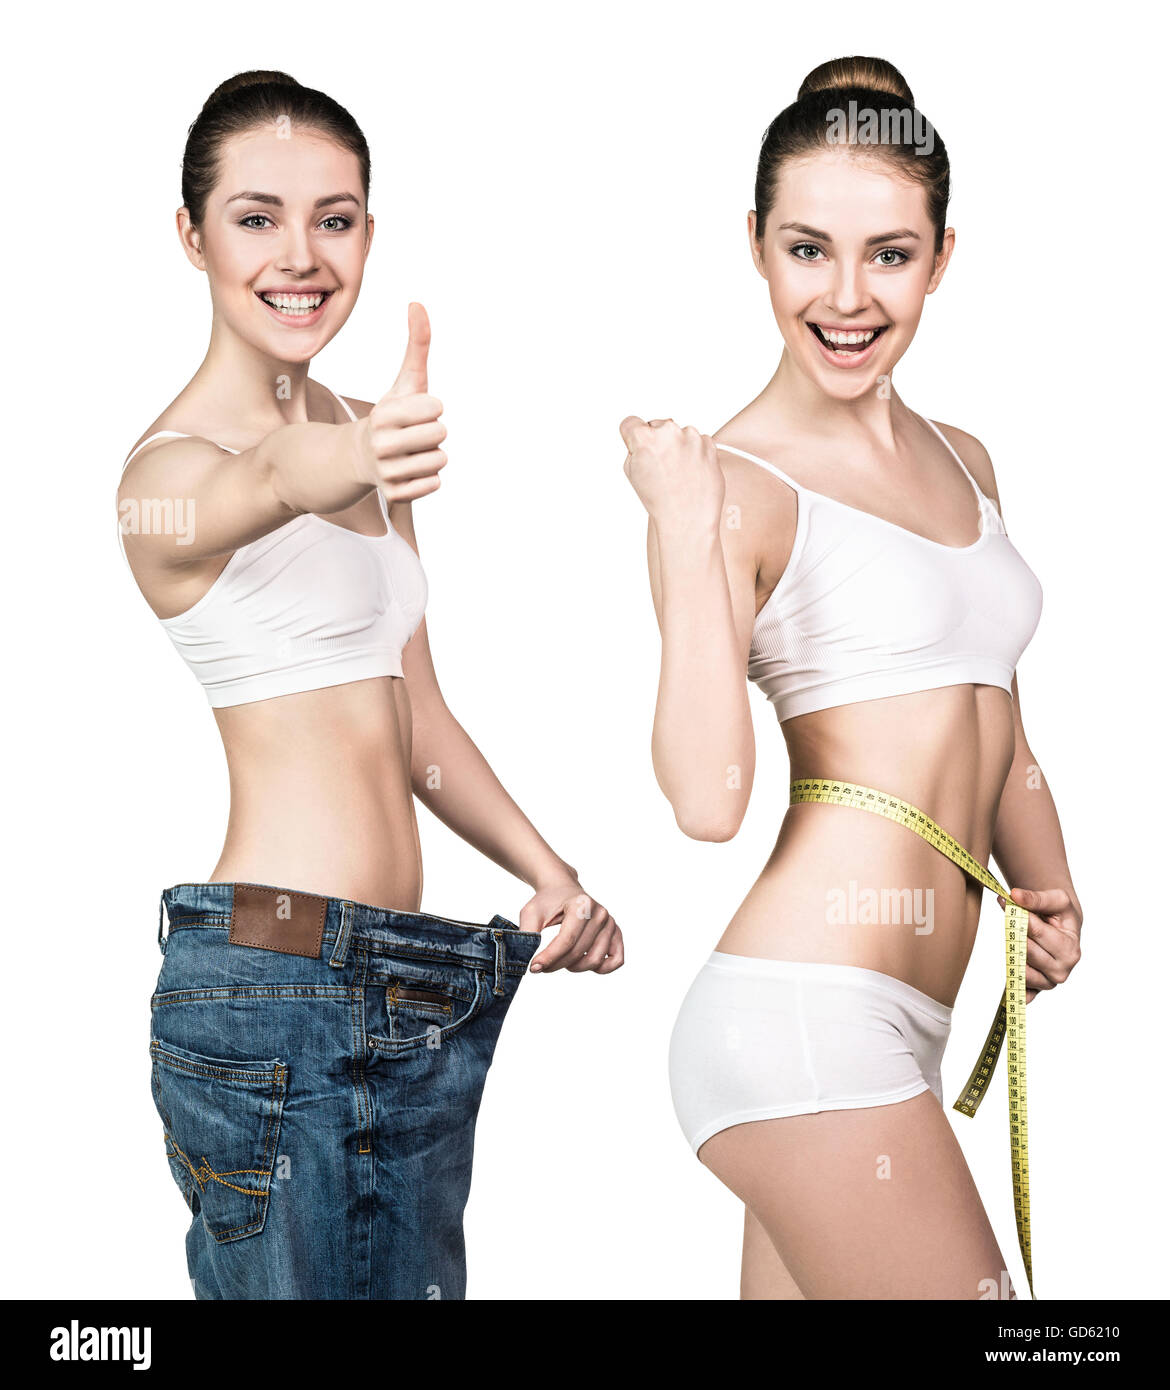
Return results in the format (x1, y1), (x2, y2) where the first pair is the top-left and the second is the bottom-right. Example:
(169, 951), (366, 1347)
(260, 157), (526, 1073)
(701, 1090), (1015, 1300)
(362, 944), (530, 1300)
(150, 991), (359, 1299)
(741, 1206), (805, 1300)
(150, 919), (365, 1300)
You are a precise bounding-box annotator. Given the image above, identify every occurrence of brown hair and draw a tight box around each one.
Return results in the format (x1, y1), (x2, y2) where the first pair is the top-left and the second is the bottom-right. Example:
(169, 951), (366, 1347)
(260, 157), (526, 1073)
(753, 56), (950, 254)
(181, 70), (371, 229)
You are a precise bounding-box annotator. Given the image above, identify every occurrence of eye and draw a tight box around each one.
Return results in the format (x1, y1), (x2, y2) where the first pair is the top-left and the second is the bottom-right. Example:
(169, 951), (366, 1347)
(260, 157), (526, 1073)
(318, 215), (353, 232)
(789, 242), (826, 262)
(873, 247), (909, 266)
(238, 213), (273, 230)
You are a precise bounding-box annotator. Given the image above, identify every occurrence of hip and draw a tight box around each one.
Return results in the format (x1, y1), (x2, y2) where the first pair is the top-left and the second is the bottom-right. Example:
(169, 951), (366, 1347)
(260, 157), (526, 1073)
(151, 881), (541, 1068)
(147, 880), (541, 1297)
(668, 950), (953, 1153)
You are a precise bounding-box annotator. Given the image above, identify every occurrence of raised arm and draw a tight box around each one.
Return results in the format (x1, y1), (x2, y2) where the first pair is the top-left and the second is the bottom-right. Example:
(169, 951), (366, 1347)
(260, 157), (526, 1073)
(622, 418), (758, 841)
(118, 304), (446, 603)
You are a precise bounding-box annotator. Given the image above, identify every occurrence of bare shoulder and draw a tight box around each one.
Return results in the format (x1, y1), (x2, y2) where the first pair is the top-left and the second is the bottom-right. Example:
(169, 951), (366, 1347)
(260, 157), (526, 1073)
(709, 435), (795, 498)
(711, 437), (798, 546)
(710, 438), (798, 606)
(929, 418), (1001, 506)
(118, 431), (229, 502)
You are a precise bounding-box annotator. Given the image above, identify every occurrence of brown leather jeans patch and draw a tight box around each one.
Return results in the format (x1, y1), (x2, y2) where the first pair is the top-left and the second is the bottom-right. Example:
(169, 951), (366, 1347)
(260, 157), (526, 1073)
(228, 884), (327, 959)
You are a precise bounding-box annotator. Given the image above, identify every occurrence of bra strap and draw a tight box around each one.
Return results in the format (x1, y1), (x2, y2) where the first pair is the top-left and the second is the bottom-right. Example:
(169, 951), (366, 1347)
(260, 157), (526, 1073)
(325, 384), (358, 423)
(922, 417), (982, 494)
(712, 441), (804, 493)
(325, 385), (387, 520)
(121, 429), (194, 472)
(126, 385), (354, 472)
(121, 428), (190, 467)
(121, 430), (242, 479)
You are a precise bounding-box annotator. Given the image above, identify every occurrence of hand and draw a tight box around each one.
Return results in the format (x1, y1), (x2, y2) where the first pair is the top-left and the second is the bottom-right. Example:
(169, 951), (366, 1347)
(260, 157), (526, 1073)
(354, 301), (448, 504)
(995, 886), (1083, 1002)
(619, 415), (725, 532)
(518, 879), (625, 975)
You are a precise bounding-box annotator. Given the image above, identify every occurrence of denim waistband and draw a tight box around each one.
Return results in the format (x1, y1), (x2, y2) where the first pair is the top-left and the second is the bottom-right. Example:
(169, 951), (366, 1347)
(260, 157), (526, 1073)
(159, 881), (541, 986)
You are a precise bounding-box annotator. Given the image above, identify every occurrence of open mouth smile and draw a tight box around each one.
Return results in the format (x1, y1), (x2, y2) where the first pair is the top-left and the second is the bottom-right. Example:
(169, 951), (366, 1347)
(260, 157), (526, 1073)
(256, 289), (334, 325)
(807, 321), (889, 368)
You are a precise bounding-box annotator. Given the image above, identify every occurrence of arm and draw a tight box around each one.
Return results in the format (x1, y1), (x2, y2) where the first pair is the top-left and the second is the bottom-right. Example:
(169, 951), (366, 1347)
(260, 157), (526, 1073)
(626, 420), (757, 841)
(119, 416), (381, 568)
(119, 304), (445, 585)
(991, 674), (1084, 999)
(992, 673), (1083, 923)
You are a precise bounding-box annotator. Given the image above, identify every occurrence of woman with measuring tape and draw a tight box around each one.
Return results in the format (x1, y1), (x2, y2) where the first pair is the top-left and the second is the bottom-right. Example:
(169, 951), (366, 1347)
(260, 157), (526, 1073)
(621, 55), (1082, 1299)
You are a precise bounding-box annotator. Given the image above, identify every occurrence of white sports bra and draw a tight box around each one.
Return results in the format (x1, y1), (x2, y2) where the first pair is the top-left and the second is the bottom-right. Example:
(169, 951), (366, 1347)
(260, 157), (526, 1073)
(716, 416), (1043, 724)
(120, 386), (428, 708)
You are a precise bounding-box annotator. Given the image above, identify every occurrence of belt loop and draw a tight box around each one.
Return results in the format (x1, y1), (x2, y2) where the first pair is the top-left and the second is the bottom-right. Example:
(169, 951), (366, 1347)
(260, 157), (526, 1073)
(157, 893), (168, 954)
(329, 900), (354, 969)
(491, 929), (506, 996)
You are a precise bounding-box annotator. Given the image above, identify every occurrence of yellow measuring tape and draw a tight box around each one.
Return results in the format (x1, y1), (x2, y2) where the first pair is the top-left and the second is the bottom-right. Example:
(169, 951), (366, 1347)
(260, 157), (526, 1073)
(789, 777), (1034, 1298)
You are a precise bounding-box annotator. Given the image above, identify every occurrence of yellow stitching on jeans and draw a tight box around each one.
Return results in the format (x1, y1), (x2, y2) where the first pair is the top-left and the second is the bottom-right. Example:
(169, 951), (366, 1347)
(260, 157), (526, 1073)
(165, 1136), (270, 1196)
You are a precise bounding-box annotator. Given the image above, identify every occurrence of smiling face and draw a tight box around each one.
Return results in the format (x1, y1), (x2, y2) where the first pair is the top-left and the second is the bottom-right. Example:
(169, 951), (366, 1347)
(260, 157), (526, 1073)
(178, 124), (372, 363)
(750, 147), (953, 401)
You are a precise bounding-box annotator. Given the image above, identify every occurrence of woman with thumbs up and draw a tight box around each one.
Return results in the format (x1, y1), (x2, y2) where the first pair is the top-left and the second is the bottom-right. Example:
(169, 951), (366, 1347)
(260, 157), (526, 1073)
(118, 70), (623, 1302)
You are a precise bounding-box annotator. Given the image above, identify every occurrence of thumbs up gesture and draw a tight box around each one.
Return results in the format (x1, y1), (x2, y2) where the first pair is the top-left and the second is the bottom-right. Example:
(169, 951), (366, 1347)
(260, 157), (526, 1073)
(355, 302), (448, 503)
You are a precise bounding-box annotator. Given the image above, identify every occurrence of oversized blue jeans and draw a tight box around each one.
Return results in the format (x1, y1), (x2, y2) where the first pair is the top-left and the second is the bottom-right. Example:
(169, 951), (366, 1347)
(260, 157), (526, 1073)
(149, 882), (540, 1300)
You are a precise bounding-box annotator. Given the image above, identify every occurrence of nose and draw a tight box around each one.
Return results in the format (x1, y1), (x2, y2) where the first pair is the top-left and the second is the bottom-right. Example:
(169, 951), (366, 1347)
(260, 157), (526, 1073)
(275, 224), (318, 277)
(824, 260), (871, 318)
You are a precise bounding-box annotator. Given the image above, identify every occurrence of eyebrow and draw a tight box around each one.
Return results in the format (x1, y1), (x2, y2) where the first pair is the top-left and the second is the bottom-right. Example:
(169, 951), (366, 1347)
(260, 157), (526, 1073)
(224, 191), (361, 210)
(777, 221), (920, 246)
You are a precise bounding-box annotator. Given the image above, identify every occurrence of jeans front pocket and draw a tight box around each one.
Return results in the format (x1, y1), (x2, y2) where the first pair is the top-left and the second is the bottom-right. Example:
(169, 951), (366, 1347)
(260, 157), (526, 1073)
(149, 1038), (287, 1244)
(365, 953), (489, 1054)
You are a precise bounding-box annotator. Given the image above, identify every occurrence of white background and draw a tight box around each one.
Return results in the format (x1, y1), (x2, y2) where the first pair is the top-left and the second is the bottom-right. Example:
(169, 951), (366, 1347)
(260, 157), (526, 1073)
(4, 0), (1166, 1301)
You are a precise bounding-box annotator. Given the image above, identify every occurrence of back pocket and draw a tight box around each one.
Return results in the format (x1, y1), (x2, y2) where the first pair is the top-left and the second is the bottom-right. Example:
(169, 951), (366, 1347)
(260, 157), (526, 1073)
(149, 1038), (287, 1244)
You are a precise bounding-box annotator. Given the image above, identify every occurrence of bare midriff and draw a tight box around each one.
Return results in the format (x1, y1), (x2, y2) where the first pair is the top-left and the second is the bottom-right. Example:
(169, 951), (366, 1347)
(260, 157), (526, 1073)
(716, 682), (1015, 1007)
(209, 675), (422, 911)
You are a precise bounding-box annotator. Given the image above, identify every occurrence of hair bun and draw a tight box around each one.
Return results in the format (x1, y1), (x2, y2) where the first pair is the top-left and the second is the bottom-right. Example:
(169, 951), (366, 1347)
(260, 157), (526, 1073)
(201, 70), (301, 112)
(797, 56), (914, 105)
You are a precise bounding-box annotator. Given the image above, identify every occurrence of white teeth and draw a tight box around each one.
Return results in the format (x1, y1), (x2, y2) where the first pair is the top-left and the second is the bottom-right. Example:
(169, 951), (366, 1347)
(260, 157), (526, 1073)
(261, 292), (326, 315)
(819, 326), (877, 346)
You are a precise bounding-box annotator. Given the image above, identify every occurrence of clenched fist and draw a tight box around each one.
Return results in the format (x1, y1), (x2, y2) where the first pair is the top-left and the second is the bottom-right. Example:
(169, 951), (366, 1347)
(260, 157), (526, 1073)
(619, 415), (725, 533)
(354, 302), (448, 504)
